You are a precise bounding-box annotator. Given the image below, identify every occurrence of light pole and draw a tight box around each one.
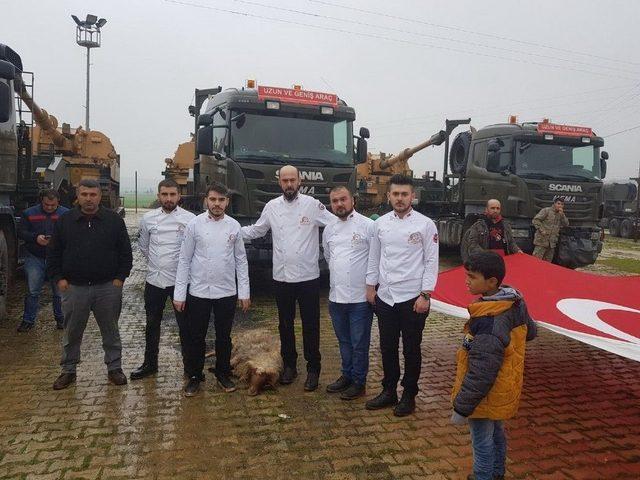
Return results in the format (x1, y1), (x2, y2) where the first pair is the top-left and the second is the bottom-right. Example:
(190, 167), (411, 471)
(71, 14), (107, 131)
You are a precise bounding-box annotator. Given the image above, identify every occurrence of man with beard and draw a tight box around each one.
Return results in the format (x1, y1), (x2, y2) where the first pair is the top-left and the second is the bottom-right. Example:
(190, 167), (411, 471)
(241, 165), (336, 391)
(48, 179), (133, 390)
(322, 186), (374, 400)
(173, 182), (250, 397)
(131, 179), (195, 380)
(461, 199), (521, 262)
(365, 174), (439, 416)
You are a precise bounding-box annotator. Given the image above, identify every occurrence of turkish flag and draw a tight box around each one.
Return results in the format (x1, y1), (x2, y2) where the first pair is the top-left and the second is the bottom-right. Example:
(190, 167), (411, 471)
(432, 253), (640, 361)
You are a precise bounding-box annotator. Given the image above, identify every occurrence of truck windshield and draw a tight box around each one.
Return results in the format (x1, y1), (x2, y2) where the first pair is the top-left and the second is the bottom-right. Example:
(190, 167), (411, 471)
(230, 112), (353, 166)
(515, 142), (601, 181)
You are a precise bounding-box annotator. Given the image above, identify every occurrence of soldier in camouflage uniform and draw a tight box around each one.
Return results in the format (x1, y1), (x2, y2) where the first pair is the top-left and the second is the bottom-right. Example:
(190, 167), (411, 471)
(532, 198), (569, 262)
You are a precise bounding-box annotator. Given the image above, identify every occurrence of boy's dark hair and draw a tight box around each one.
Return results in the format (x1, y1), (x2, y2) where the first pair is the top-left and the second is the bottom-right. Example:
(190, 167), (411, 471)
(205, 181), (228, 197)
(39, 188), (60, 201)
(464, 251), (506, 286)
(78, 178), (100, 189)
(388, 174), (414, 190)
(158, 179), (179, 192)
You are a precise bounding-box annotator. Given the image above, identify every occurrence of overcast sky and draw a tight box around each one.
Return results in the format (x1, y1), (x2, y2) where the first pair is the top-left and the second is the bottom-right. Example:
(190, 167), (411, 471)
(5, 0), (640, 190)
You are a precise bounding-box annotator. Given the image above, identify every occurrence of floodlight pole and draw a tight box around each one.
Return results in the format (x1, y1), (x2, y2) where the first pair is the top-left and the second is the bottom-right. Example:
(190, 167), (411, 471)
(85, 47), (90, 131)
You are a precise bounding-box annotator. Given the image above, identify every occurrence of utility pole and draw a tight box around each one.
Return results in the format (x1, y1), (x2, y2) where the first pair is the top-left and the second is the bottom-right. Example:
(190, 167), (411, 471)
(71, 14), (107, 131)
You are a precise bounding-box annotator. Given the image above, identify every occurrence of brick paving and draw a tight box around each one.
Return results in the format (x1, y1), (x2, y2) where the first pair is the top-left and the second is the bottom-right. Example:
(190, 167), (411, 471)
(0, 210), (639, 479)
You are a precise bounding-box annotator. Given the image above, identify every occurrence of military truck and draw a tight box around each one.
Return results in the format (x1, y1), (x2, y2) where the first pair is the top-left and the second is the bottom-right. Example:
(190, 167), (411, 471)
(601, 181), (639, 238)
(183, 81), (368, 263)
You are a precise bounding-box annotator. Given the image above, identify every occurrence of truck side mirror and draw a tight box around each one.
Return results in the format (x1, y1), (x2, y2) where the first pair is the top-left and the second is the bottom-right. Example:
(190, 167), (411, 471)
(0, 82), (11, 123)
(356, 137), (368, 164)
(600, 157), (607, 179)
(196, 125), (213, 156)
(600, 150), (609, 160)
(197, 113), (213, 127)
(0, 60), (15, 81)
(359, 127), (370, 139)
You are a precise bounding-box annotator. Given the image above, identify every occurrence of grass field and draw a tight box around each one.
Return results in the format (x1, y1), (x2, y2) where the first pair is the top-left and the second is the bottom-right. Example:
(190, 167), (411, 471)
(122, 193), (156, 209)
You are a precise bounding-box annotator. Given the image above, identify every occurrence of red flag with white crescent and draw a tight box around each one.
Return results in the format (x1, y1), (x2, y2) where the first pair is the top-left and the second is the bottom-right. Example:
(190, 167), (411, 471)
(432, 253), (640, 361)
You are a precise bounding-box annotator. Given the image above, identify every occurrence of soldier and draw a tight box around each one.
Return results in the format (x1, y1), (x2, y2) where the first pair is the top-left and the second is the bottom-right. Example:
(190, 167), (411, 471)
(532, 198), (569, 262)
(460, 199), (521, 262)
(131, 179), (195, 380)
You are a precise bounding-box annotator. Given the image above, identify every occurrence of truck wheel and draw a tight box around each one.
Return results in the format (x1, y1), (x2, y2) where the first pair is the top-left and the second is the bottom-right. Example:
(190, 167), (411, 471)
(608, 218), (620, 237)
(449, 131), (472, 174)
(0, 231), (8, 321)
(620, 219), (633, 238)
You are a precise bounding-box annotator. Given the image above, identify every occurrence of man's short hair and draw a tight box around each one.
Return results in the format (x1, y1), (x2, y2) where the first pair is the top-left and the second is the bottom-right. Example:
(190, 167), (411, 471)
(158, 179), (179, 192)
(78, 179), (100, 189)
(329, 185), (352, 196)
(464, 251), (506, 286)
(39, 188), (59, 201)
(388, 174), (414, 190)
(553, 197), (565, 204)
(205, 181), (228, 197)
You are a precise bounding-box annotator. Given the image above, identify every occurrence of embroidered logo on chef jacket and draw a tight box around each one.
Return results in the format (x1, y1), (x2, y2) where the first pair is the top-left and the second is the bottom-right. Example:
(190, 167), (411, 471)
(318, 203), (325, 210)
(408, 232), (423, 244)
(300, 216), (311, 225)
(176, 225), (185, 238)
(228, 233), (237, 244)
(351, 233), (363, 246)
(433, 233), (439, 243)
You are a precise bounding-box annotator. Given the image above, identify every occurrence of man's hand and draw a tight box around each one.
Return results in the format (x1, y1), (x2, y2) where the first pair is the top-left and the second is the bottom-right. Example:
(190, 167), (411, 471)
(451, 411), (467, 425)
(366, 285), (377, 305)
(173, 300), (186, 312)
(239, 298), (251, 313)
(112, 279), (124, 288)
(57, 279), (69, 292)
(36, 235), (50, 246)
(413, 295), (430, 314)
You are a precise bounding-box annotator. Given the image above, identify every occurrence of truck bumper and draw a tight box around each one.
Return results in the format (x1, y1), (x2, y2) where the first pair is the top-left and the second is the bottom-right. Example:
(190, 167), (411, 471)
(555, 227), (603, 268)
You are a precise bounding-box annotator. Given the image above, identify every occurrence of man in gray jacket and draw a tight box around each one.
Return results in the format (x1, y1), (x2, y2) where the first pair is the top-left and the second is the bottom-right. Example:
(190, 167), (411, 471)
(461, 199), (521, 262)
(532, 198), (569, 262)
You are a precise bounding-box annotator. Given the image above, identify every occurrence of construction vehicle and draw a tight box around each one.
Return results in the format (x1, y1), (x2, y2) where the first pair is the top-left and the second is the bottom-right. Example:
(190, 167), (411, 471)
(358, 117), (608, 268)
(179, 81), (367, 264)
(602, 181), (639, 238)
(0, 43), (121, 318)
(163, 138), (195, 196)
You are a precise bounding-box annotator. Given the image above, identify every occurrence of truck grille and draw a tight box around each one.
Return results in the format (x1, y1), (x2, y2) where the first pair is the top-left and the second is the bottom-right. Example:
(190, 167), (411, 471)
(533, 193), (594, 221)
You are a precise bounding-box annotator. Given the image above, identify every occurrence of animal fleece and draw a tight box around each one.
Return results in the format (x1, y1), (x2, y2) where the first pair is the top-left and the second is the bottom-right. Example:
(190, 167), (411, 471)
(231, 329), (283, 396)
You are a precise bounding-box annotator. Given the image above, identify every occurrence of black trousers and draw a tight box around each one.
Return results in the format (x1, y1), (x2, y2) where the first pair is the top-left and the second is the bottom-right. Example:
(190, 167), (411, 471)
(143, 282), (188, 368)
(184, 293), (237, 380)
(274, 278), (321, 373)
(375, 295), (428, 397)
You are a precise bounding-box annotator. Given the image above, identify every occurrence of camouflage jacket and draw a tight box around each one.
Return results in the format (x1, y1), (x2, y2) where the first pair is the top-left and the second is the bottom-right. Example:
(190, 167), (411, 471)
(460, 216), (519, 262)
(532, 207), (569, 248)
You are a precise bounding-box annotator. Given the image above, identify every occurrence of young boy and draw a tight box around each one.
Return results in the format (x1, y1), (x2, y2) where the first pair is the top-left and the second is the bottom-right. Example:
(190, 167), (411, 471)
(451, 251), (537, 480)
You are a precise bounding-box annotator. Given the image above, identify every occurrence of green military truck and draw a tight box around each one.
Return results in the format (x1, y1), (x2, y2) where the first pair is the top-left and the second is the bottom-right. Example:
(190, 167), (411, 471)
(601, 181), (639, 238)
(182, 81), (368, 264)
(413, 118), (608, 268)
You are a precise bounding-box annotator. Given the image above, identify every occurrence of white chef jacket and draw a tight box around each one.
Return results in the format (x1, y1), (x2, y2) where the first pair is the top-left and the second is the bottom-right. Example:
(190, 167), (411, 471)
(366, 209), (439, 306)
(241, 193), (336, 283)
(138, 206), (195, 289)
(174, 213), (250, 302)
(322, 211), (374, 304)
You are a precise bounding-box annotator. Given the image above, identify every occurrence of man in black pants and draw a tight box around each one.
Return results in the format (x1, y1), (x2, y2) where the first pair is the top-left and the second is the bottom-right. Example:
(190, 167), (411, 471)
(241, 165), (335, 391)
(365, 175), (439, 416)
(173, 182), (250, 397)
(131, 179), (195, 380)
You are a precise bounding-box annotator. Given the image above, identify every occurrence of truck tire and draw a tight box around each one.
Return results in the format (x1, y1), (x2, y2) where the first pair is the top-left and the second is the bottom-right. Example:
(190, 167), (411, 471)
(449, 131), (472, 174)
(620, 218), (633, 238)
(608, 218), (620, 237)
(0, 231), (8, 321)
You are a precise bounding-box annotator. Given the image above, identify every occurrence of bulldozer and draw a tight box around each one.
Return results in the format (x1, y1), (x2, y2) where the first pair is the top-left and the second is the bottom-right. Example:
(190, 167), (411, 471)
(15, 75), (122, 212)
(356, 130), (447, 213)
(163, 138), (194, 196)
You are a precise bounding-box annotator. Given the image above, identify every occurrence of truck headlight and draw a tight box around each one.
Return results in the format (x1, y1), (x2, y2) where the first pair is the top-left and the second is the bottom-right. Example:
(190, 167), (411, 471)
(512, 229), (530, 238)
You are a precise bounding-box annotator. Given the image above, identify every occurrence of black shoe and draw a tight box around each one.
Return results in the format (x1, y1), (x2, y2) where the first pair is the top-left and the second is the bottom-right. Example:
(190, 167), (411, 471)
(108, 368), (128, 386)
(365, 390), (398, 410)
(304, 372), (319, 392)
(184, 377), (201, 397)
(130, 363), (158, 380)
(393, 394), (416, 417)
(279, 366), (298, 385)
(55, 318), (64, 330)
(216, 374), (237, 393)
(340, 383), (366, 400)
(17, 321), (34, 333)
(53, 372), (76, 390)
(326, 375), (352, 393)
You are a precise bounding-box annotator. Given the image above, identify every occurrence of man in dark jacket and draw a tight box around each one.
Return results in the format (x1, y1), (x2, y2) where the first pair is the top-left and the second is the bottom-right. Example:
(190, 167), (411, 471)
(47, 179), (133, 390)
(17, 189), (69, 332)
(460, 199), (521, 262)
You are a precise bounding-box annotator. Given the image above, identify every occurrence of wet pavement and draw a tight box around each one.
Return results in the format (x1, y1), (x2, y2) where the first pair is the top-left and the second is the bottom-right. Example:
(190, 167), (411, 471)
(0, 210), (639, 479)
